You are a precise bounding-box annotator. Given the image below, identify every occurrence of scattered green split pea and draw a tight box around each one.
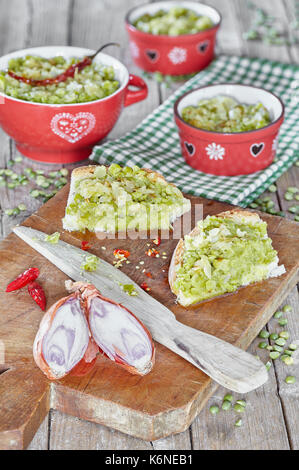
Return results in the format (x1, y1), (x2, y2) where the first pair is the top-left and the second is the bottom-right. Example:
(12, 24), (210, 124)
(282, 356), (294, 366)
(209, 405), (219, 415)
(259, 330), (269, 339)
(222, 400), (232, 411)
(273, 311), (283, 319)
(223, 394), (233, 402)
(270, 333), (279, 341)
(285, 376), (296, 384)
(233, 403), (246, 413)
(275, 338), (286, 346)
(270, 351), (280, 360)
(279, 331), (289, 339)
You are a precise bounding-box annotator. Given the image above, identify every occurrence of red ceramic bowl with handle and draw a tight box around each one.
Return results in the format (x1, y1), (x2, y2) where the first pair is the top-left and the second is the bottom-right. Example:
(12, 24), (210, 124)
(125, 1), (221, 76)
(174, 84), (285, 176)
(0, 46), (148, 163)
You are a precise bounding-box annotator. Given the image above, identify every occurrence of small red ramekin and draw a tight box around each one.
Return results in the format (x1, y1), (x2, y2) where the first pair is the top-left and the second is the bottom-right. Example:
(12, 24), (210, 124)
(125, 1), (221, 76)
(0, 46), (148, 164)
(174, 84), (285, 176)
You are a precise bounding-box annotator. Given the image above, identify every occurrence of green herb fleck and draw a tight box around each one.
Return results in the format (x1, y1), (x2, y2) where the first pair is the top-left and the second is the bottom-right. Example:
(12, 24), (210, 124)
(119, 283), (138, 297)
(81, 254), (99, 272)
(44, 232), (60, 244)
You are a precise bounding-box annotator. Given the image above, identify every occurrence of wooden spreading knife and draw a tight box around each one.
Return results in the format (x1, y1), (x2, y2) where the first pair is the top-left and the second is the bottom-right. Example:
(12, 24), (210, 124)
(13, 225), (268, 393)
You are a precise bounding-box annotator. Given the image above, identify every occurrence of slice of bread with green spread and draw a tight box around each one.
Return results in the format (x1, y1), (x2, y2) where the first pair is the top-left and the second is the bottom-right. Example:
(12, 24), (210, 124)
(169, 209), (286, 307)
(62, 164), (191, 233)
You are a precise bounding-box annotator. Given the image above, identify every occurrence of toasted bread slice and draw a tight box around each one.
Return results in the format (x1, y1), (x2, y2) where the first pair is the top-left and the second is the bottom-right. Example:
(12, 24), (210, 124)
(169, 209), (286, 307)
(62, 164), (191, 233)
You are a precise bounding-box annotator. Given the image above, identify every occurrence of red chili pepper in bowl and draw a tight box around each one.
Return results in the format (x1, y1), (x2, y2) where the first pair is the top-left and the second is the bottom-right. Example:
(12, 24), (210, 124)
(28, 281), (46, 311)
(8, 42), (119, 87)
(6, 267), (40, 292)
(8, 59), (92, 86)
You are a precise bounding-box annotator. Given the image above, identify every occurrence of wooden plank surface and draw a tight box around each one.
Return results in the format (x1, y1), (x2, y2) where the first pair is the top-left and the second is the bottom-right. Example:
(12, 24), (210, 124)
(0, 0), (297, 451)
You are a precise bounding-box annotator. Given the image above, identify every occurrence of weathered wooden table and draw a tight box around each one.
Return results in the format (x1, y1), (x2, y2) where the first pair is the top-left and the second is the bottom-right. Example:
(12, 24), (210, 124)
(0, 0), (298, 450)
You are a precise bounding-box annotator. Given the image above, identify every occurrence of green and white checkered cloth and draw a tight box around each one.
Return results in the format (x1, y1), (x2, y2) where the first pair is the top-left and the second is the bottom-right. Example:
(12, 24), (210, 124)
(90, 55), (299, 207)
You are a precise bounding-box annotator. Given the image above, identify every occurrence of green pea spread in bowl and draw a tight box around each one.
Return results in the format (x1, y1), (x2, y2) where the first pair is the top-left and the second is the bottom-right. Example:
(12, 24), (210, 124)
(133, 6), (214, 35)
(0, 55), (120, 104)
(181, 96), (271, 133)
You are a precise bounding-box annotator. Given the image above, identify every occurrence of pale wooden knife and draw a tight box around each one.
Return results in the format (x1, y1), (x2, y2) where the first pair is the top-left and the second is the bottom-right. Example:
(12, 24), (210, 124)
(13, 226), (268, 393)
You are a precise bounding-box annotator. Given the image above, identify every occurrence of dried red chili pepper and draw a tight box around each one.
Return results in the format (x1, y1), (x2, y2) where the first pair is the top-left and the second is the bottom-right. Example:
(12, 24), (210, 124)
(8, 58), (92, 86)
(140, 282), (151, 292)
(113, 249), (130, 259)
(81, 241), (91, 251)
(146, 248), (159, 258)
(145, 272), (152, 278)
(153, 237), (161, 246)
(8, 42), (119, 87)
(28, 281), (46, 311)
(6, 267), (40, 292)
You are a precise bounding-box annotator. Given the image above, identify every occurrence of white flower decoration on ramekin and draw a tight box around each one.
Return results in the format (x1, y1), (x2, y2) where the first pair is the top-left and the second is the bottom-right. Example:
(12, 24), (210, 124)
(206, 143), (225, 161)
(130, 41), (140, 59)
(168, 47), (187, 65)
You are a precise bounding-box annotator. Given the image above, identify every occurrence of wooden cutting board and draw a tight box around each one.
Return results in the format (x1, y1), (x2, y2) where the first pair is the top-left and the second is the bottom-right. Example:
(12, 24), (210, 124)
(0, 184), (298, 449)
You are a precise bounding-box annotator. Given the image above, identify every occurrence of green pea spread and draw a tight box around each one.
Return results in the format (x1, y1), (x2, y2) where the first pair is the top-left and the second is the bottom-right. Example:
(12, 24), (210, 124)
(133, 7), (213, 35)
(174, 215), (278, 305)
(0, 55), (119, 104)
(181, 96), (271, 132)
(63, 164), (191, 233)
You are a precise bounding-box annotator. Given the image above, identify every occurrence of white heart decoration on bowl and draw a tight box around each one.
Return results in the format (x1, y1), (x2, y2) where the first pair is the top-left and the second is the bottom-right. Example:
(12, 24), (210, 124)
(51, 112), (96, 144)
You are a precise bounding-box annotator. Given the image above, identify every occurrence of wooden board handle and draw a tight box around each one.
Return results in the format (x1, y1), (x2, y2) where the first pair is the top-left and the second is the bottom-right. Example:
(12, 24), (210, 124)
(158, 321), (268, 393)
